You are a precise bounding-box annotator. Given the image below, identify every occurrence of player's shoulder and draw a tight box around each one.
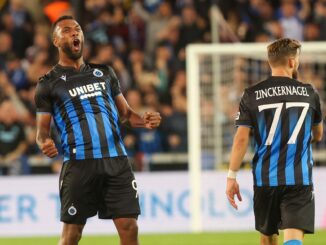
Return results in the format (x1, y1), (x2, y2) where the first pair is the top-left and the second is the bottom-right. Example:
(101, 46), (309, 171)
(87, 63), (118, 78)
(292, 78), (313, 87)
(88, 63), (109, 70)
(88, 63), (114, 73)
(38, 67), (57, 84)
(244, 80), (265, 95)
(292, 79), (318, 95)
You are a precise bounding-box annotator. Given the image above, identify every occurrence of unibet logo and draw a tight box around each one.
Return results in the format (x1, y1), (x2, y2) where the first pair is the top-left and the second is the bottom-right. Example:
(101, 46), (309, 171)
(69, 82), (106, 100)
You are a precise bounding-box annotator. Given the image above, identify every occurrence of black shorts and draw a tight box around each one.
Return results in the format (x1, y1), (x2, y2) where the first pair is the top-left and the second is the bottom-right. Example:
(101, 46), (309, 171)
(254, 185), (314, 236)
(59, 156), (140, 224)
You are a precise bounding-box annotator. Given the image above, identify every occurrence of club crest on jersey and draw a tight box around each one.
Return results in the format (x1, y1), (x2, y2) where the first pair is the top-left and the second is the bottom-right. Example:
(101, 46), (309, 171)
(68, 205), (77, 216)
(93, 69), (103, 77)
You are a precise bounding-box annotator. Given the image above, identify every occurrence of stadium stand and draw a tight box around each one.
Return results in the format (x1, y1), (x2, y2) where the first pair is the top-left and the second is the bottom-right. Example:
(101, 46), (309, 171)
(0, 0), (325, 174)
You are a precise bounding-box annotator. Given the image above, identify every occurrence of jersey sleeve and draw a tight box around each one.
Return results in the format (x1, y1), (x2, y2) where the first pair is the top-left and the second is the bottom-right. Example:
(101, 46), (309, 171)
(313, 91), (323, 125)
(34, 78), (52, 113)
(107, 66), (122, 97)
(235, 89), (253, 128)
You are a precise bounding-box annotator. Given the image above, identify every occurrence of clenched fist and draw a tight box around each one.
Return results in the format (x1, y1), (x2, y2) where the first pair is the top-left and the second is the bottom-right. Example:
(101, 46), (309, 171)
(143, 112), (161, 129)
(39, 138), (58, 158)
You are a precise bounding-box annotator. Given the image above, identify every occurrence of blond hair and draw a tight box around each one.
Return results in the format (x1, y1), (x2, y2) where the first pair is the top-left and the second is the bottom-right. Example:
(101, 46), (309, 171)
(267, 38), (301, 66)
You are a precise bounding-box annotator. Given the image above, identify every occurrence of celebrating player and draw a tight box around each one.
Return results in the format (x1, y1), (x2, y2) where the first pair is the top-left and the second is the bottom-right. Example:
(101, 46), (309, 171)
(34, 16), (161, 245)
(226, 38), (323, 245)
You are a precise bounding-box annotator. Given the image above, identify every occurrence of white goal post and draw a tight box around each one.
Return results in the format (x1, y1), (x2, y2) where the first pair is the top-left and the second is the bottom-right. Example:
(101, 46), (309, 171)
(186, 42), (326, 232)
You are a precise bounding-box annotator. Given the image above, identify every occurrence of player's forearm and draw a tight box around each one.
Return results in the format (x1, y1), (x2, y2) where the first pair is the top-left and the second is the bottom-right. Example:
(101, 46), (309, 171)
(36, 129), (51, 146)
(229, 134), (249, 171)
(36, 113), (53, 147)
(126, 110), (146, 128)
(311, 123), (323, 143)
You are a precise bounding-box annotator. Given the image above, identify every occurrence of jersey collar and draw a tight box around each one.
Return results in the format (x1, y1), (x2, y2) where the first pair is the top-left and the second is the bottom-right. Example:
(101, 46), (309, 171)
(54, 63), (87, 72)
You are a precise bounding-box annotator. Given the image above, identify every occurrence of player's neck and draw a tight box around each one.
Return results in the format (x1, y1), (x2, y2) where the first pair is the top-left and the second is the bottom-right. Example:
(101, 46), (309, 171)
(271, 69), (293, 79)
(58, 55), (84, 70)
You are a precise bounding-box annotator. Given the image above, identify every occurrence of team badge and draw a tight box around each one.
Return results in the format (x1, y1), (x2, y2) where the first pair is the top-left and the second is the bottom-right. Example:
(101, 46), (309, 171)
(68, 205), (77, 216)
(93, 69), (103, 77)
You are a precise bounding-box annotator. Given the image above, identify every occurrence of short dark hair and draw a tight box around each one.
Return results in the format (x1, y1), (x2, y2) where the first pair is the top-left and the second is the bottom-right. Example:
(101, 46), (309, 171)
(267, 38), (301, 66)
(51, 15), (75, 38)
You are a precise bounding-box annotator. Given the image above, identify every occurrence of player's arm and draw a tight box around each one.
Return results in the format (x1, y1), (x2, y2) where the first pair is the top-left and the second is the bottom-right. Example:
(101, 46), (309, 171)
(229, 126), (251, 171)
(36, 113), (58, 158)
(108, 66), (161, 129)
(115, 94), (161, 129)
(312, 122), (323, 143)
(311, 90), (323, 143)
(226, 126), (250, 210)
(34, 77), (58, 158)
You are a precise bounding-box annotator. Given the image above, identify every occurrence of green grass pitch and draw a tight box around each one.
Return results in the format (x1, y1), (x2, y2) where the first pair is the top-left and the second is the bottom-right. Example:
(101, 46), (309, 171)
(0, 230), (325, 245)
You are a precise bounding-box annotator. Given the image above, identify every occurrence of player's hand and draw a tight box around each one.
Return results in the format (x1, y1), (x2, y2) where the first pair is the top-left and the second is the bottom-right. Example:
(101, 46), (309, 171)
(226, 178), (242, 210)
(143, 112), (161, 129)
(39, 138), (58, 158)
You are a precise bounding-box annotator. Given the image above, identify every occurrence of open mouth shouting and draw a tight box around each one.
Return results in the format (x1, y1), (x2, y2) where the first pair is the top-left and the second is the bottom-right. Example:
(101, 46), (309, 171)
(72, 38), (81, 52)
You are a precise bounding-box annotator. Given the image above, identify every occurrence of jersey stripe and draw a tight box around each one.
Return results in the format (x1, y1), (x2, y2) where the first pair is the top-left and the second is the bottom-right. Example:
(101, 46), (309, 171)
(90, 96), (109, 157)
(261, 112), (272, 186)
(285, 108), (298, 185)
(269, 111), (281, 186)
(96, 96), (118, 156)
(255, 112), (267, 186)
(64, 100), (85, 159)
(301, 111), (312, 185)
(277, 110), (289, 185)
(308, 144), (313, 184)
(294, 109), (304, 185)
(80, 99), (102, 158)
(53, 104), (70, 158)
(103, 91), (125, 155)
(109, 95), (127, 155)
(55, 101), (76, 160)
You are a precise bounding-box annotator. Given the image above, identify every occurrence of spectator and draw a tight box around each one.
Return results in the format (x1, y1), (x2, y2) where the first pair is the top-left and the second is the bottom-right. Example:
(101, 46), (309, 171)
(164, 93), (187, 152)
(276, 0), (310, 40)
(0, 31), (13, 69)
(1, 0), (326, 173)
(1, 9), (33, 58)
(0, 98), (28, 175)
(133, 1), (173, 57)
(5, 52), (28, 90)
(177, 5), (204, 51)
(313, 0), (326, 40)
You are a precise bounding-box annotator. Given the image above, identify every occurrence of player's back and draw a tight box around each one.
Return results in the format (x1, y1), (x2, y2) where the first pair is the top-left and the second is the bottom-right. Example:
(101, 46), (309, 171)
(236, 76), (322, 187)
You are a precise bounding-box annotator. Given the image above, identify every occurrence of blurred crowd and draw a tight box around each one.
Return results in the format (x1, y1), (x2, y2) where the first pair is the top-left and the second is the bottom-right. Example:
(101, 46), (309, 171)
(0, 0), (325, 174)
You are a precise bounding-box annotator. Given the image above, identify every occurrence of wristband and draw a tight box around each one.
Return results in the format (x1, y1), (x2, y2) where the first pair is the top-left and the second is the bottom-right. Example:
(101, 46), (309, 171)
(227, 169), (238, 179)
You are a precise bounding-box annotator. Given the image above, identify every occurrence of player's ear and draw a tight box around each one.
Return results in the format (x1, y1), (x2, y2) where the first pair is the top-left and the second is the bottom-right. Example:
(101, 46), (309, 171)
(288, 57), (295, 68)
(52, 29), (60, 48)
(53, 35), (59, 48)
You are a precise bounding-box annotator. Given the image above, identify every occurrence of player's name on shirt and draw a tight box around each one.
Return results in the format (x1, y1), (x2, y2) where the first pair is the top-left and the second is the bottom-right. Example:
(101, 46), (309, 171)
(255, 85), (309, 100)
(69, 82), (106, 100)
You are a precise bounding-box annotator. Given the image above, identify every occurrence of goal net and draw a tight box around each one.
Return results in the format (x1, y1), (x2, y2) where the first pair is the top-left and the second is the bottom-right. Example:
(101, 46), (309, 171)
(186, 42), (326, 231)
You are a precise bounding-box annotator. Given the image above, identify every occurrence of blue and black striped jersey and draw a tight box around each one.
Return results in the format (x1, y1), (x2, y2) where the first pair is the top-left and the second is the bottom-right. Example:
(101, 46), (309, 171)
(35, 63), (127, 161)
(236, 76), (322, 187)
